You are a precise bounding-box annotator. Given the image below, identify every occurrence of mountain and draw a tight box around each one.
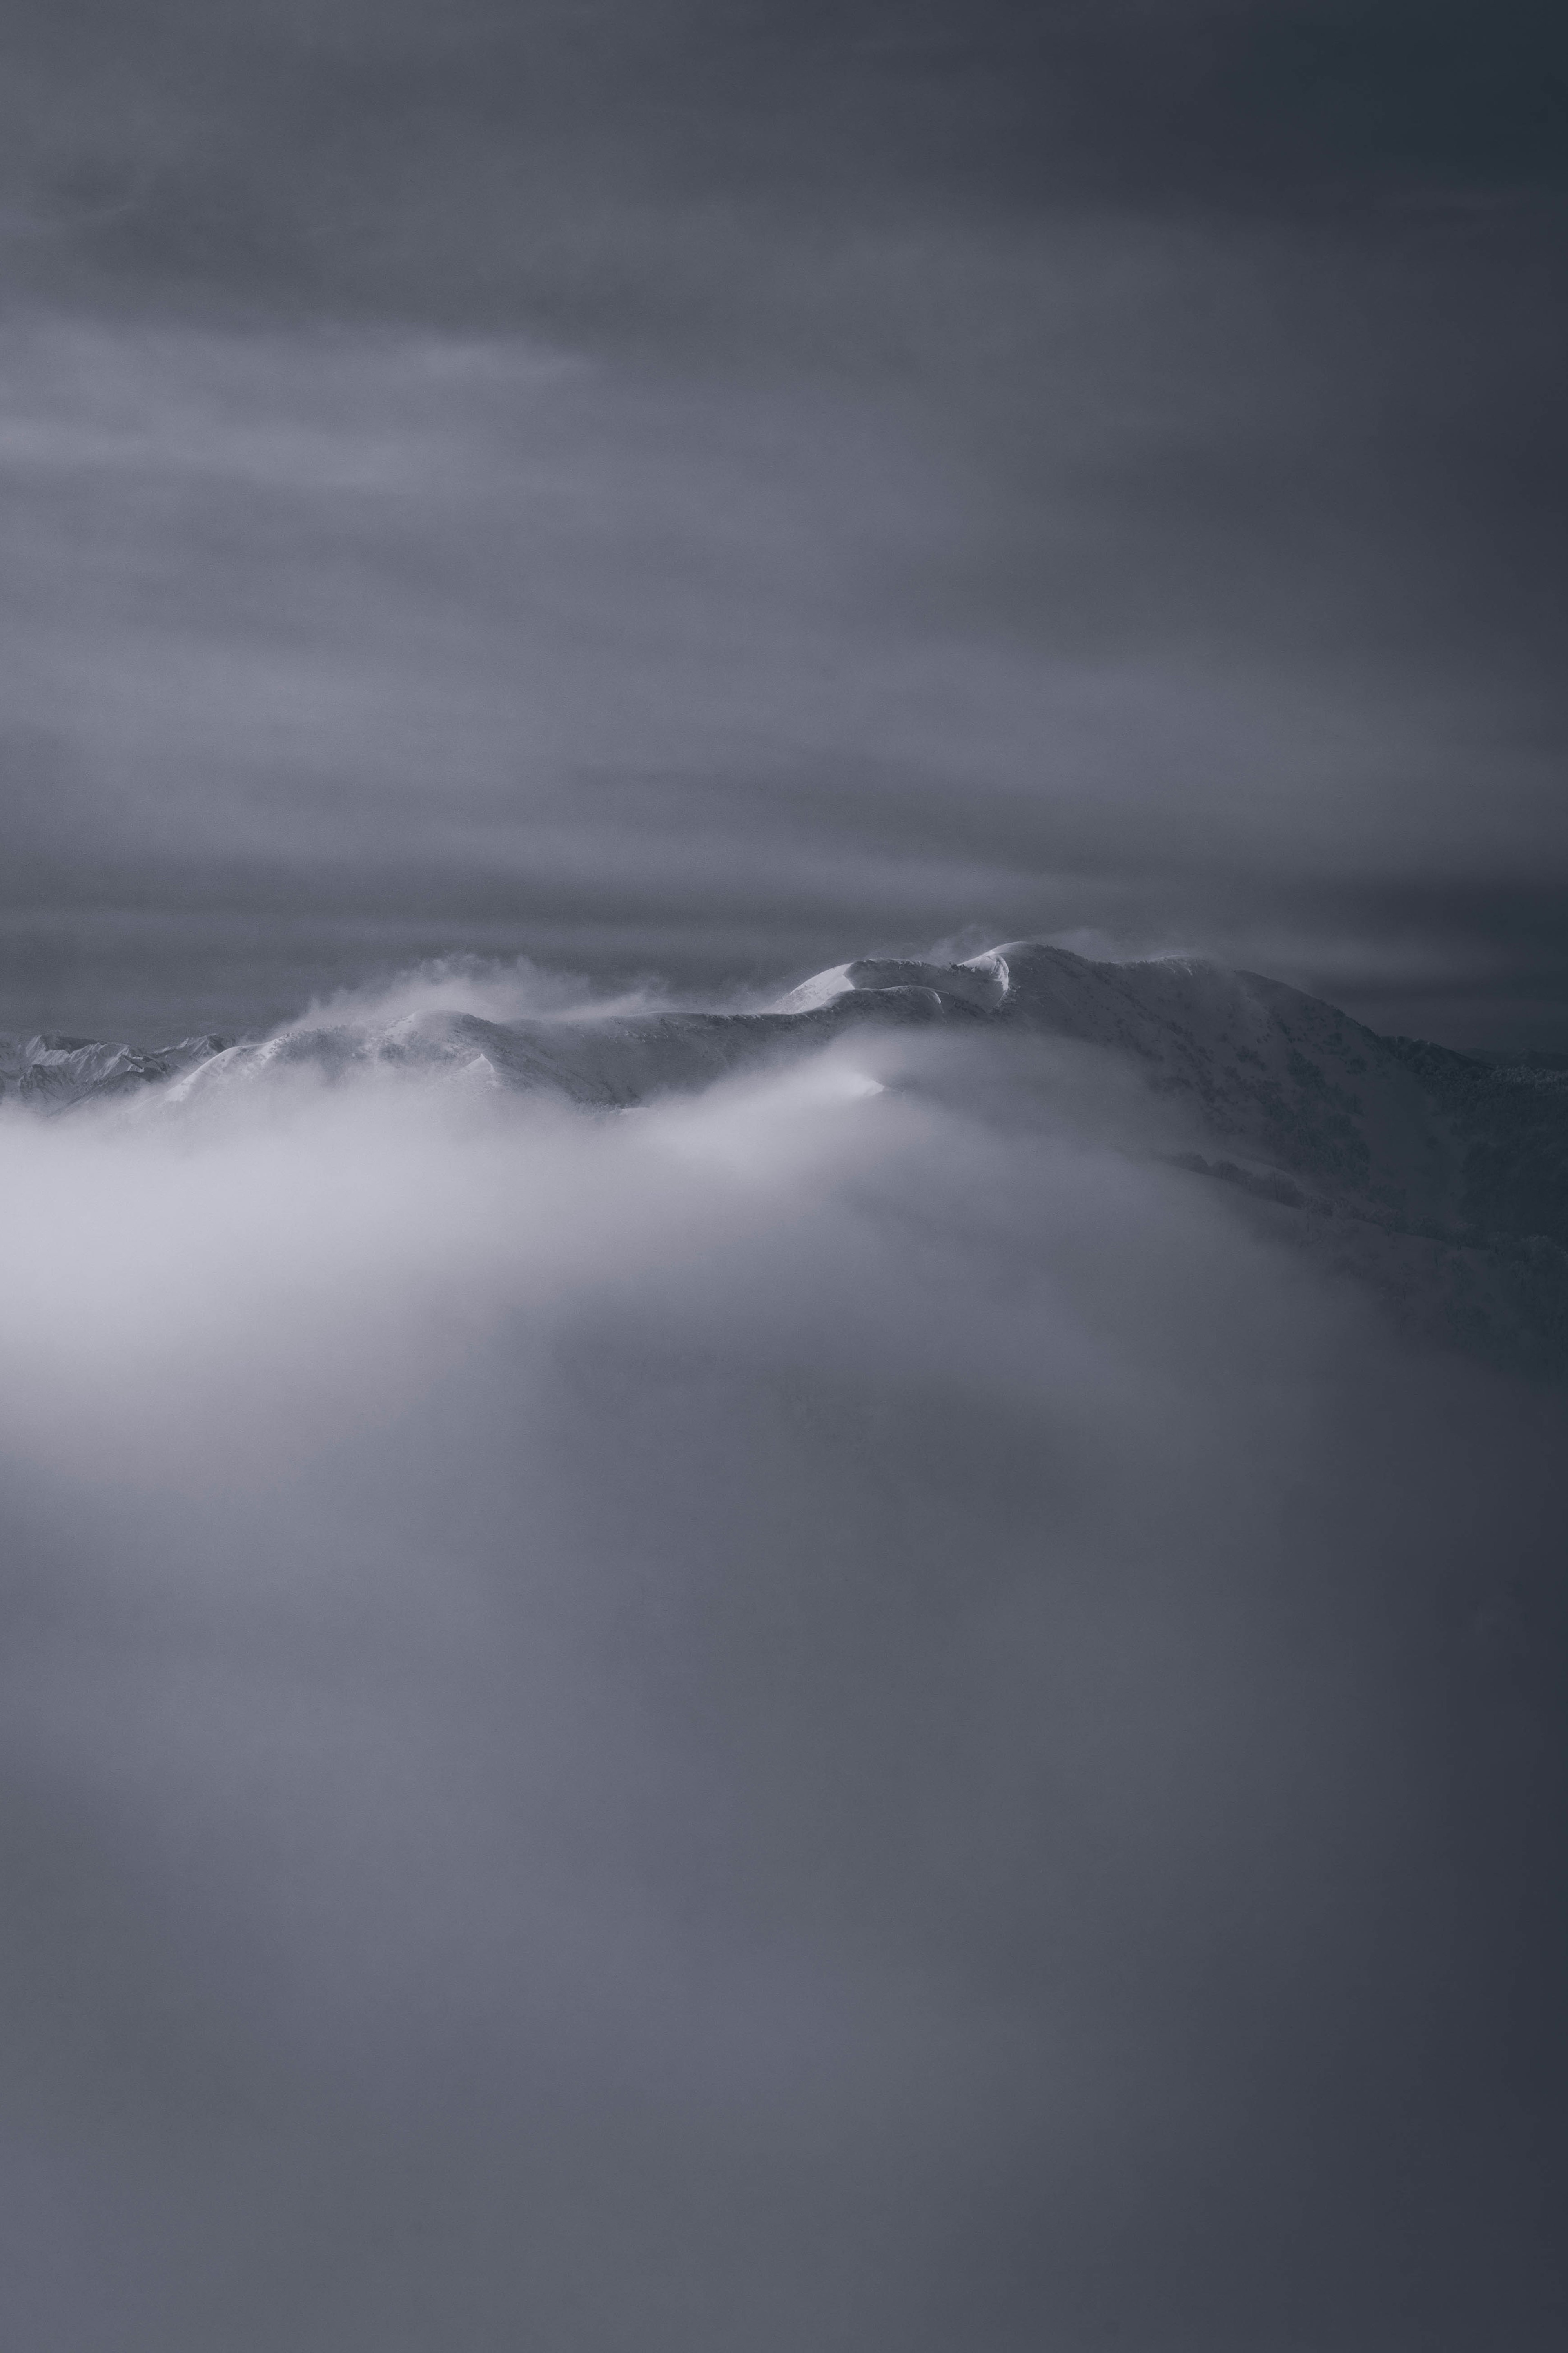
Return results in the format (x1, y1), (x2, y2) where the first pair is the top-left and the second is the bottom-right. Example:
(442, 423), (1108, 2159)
(6, 941), (1566, 1374)
(0, 1030), (227, 1106)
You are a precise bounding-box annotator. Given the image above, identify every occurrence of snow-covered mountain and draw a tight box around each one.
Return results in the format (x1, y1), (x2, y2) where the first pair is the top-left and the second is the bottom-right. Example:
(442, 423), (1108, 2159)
(0, 1028), (227, 1106)
(7, 940), (1566, 1371)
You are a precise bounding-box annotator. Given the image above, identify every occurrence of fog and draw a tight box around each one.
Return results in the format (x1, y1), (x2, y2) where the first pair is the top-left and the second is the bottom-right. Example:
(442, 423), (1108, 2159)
(1, 968), (1560, 2349)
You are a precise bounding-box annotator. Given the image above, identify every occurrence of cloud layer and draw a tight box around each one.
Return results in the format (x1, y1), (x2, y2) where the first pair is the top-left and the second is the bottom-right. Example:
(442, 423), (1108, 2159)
(1, 970), (1561, 2347)
(2, 6), (1566, 1042)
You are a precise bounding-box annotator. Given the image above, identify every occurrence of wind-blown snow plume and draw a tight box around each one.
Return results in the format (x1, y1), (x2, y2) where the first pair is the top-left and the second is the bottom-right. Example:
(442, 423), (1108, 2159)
(0, 950), (1561, 2351)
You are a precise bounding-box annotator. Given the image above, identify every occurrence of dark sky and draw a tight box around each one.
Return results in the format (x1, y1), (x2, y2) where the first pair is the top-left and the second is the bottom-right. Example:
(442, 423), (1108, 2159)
(3, 2), (1567, 1042)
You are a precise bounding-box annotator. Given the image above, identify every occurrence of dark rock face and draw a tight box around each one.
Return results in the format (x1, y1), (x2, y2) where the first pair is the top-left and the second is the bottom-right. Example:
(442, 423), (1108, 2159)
(7, 941), (1567, 1374)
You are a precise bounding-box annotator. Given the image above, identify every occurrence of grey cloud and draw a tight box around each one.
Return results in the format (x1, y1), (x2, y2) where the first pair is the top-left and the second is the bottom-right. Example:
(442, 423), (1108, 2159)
(0, 1003), (1561, 2346)
(5, 7), (1566, 310)
(2, 285), (1566, 1042)
(2, 11), (1565, 1039)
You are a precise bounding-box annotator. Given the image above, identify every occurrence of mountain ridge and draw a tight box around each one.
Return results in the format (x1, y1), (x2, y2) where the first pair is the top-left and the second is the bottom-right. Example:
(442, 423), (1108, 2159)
(6, 940), (1566, 1374)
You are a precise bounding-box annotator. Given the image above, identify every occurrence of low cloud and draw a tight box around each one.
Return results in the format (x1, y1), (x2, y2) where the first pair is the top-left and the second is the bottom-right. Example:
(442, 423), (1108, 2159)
(0, 967), (1559, 2347)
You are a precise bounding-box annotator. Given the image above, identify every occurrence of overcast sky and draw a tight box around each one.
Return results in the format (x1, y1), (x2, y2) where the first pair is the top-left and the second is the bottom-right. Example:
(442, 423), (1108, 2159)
(3, 2), (1566, 1042)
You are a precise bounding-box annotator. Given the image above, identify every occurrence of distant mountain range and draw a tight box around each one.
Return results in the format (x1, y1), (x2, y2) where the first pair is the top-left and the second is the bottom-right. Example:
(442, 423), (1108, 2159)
(7, 941), (1566, 1376)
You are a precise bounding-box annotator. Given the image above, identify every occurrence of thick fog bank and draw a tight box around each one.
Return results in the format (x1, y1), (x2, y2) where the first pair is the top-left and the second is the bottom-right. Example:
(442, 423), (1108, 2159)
(0, 966), (1562, 2350)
